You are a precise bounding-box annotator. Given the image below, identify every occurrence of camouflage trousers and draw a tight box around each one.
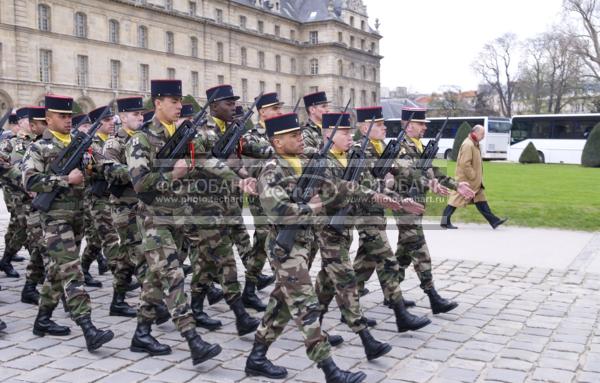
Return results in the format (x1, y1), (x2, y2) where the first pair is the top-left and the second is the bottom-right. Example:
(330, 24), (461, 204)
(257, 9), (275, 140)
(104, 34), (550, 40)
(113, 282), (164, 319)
(137, 211), (194, 333)
(24, 205), (46, 285)
(81, 196), (102, 266)
(186, 212), (242, 303)
(2, 189), (28, 257)
(395, 214), (433, 290)
(255, 233), (331, 363)
(39, 208), (92, 320)
(353, 222), (404, 304)
(245, 200), (270, 284)
(110, 203), (143, 294)
(314, 227), (367, 333)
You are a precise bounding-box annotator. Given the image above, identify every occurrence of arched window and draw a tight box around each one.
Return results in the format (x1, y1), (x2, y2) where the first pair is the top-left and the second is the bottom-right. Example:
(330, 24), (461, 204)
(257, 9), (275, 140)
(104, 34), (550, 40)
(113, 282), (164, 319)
(74, 12), (87, 38)
(166, 31), (175, 53)
(109, 19), (119, 44)
(361, 65), (366, 80)
(190, 36), (198, 57)
(275, 55), (281, 72)
(217, 42), (224, 62)
(338, 60), (343, 76)
(138, 26), (148, 48)
(310, 58), (319, 75)
(38, 4), (51, 31)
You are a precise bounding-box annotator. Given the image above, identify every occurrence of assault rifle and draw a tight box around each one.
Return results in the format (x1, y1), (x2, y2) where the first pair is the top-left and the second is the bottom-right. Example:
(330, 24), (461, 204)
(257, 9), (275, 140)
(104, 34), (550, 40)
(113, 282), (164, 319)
(371, 112), (414, 179)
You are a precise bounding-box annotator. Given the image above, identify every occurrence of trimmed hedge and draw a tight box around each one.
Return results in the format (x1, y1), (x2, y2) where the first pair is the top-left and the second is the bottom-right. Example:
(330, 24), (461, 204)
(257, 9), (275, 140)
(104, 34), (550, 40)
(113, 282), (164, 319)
(450, 122), (472, 161)
(519, 141), (541, 164)
(581, 123), (600, 167)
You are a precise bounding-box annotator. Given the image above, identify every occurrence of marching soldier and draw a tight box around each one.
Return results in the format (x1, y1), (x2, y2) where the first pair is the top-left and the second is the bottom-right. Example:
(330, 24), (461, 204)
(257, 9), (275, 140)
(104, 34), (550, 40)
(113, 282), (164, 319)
(22, 94), (114, 351)
(301, 91), (330, 156)
(245, 113), (366, 383)
(126, 79), (221, 365)
(2, 113), (19, 139)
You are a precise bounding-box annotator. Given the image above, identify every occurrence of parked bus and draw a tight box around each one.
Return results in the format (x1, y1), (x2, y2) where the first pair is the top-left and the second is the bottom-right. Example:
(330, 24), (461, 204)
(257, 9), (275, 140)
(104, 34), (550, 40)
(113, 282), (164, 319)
(509, 113), (598, 164)
(384, 116), (511, 160)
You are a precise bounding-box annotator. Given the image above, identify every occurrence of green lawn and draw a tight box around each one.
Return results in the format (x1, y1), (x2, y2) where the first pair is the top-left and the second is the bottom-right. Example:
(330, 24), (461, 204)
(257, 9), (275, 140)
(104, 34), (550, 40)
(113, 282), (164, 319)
(425, 161), (600, 232)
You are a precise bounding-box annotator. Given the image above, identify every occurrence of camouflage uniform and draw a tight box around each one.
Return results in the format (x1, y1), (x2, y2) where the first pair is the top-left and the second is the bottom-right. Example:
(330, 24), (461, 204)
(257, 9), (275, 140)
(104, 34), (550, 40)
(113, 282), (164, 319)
(254, 155), (331, 363)
(300, 119), (322, 268)
(80, 197), (102, 268)
(239, 121), (273, 284)
(22, 129), (92, 319)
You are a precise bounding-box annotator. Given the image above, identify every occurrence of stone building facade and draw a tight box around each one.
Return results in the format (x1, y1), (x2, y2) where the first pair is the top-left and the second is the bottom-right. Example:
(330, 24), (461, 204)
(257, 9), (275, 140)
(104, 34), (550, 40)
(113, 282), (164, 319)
(0, 0), (381, 115)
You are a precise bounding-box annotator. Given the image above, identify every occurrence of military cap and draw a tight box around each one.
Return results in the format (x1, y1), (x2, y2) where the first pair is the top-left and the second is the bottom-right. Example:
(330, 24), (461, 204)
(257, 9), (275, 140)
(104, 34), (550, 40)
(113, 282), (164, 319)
(88, 106), (114, 124)
(29, 106), (46, 121)
(401, 107), (429, 123)
(265, 113), (301, 138)
(151, 79), (182, 98)
(72, 114), (90, 127)
(322, 112), (352, 129)
(206, 84), (240, 102)
(303, 91), (329, 108)
(143, 110), (155, 123)
(16, 107), (30, 121)
(356, 106), (384, 123)
(181, 104), (195, 118)
(117, 97), (145, 112)
(8, 114), (18, 124)
(256, 92), (284, 111)
(45, 94), (73, 114)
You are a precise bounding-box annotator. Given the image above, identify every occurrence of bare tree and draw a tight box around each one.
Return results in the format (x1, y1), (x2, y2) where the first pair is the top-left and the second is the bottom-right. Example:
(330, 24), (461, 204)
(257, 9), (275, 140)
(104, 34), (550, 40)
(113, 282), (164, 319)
(472, 33), (519, 117)
(520, 36), (548, 113)
(564, 0), (600, 80)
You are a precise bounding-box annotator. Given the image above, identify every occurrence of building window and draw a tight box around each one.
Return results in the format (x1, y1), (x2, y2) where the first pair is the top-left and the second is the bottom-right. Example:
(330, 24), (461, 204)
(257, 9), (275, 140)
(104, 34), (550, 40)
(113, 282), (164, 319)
(259, 81), (265, 93)
(74, 12), (87, 38)
(370, 42), (375, 53)
(350, 88), (355, 107)
(109, 19), (119, 44)
(291, 85), (296, 104)
(290, 29), (296, 41)
(166, 32), (175, 53)
(361, 90), (366, 106)
(167, 67), (175, 79)
(361, 20), (365, 30)
(218, 75), (224, 85)
(76, 55), (89, 87)
(309, 31), (318, 44)
(217, 42), (224, 62)
(191, 71), (199, 96)
(361, 65), (366, 80)
(361, 39), (365, 50)
(275, 55), (281, 72)
(242, 78), (248, 102)
(189, 1), (197, 16)
(274, 25), (280, 37)
(139, 64), (149, 92)
(38, 4), (51, 31)
(110, 60), (120, 89)
(310, 58), (318, 75)
(241, 47), (247, 66)
(309, 86), (318, 93)
(258, 20), (264, 33)
(215, 8), (223, 23)
(338, 86), (344, 105)
(338, 60), (343, 76)
(372, 68), (377, 81)
(258, 51), (265, 69)
(239, 15), (247, 28)
(191, 37), (198, 57)
(350, 16), (354, 27)
(138, 26), (148, 48)
(290, 58), (296, 74)
(39, 49), (52, 83)
(165, 0), (173, 11)
(350, 63), (355, 77)
(338, 32), (343, 43)
(372, 91), (377, 104)
(276, 83), (281, 97)
(350, 36), (355, 48)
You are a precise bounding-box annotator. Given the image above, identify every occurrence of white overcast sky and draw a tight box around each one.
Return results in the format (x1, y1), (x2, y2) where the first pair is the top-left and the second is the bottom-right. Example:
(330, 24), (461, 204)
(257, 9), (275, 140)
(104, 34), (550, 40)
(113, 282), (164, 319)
(362, 0), (565, 94)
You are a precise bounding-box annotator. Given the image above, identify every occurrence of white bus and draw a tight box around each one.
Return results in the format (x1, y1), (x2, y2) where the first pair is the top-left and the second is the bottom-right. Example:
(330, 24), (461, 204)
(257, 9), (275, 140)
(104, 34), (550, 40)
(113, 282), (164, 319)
(509, 114), (598, 164)
(384, 116), (511, 160)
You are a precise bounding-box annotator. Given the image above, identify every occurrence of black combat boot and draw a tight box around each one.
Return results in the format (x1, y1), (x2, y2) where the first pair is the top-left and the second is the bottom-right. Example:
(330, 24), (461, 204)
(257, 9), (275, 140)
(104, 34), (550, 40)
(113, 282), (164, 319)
(126, 280), (141, 292)
(384, 297), (416, 308)
(0, 251), (19, 278)
(75, 315), (114, 351)
(340, 314), (377, 328)
(33, 307), (71, 336)
(154, 302), (171, 325)
(12, 254), (25, 262)
(109, 291), (137, 317)
(230, 297), (260, 336)
(256, 273), (275, 290)
(81, 259), (102, 288)
(440, 205), (458, 229)
(96, 253), (109, 275)
(61, 294), (70, 313)
(358, 328), (392, 361)
(0, 318), (5, 332)
(182, 329), (222, 365)
(191, 292), (222, 330)
(242, 281), (267, 312)
(21, 281), (40, 305)
(319, 312), (344, 346)
(318, 357), (367, 383)
(358, 287), (370, 297)
(182, 264), (192, 276)
(206, 283), (224, 305)
(130, 320), (172, 356)
(392, 299), (431, 333)
(425, 287), (458, 314)
(245, 341), (288, 379)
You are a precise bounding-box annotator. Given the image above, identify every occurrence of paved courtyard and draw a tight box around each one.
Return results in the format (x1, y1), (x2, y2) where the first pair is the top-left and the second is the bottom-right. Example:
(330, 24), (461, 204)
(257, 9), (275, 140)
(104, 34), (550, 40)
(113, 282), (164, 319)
(0, 206), (599, 382)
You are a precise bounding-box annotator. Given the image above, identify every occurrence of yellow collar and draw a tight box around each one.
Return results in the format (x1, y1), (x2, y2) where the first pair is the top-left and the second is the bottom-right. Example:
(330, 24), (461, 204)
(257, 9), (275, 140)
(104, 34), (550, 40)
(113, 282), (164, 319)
(96, 132), (109, 142)
(330, 147), (348, 168)
(160, 120), (176, 138)
(214, 117), (227, 134)
(124, 128), (135, 137)
(409, 137), (424, 153)
(49, 129), (72, 146)
(370, 139), (384, 156)
(259, 120), (266, 130)
(315, 122), (322, 129)
(281, 155), (302, 176)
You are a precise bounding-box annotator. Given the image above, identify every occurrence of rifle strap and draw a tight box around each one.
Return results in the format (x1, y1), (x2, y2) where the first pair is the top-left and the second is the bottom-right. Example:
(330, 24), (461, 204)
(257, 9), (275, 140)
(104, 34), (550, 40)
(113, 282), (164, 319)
(188, 142), (195, 168)
(236, 138), (243, 159)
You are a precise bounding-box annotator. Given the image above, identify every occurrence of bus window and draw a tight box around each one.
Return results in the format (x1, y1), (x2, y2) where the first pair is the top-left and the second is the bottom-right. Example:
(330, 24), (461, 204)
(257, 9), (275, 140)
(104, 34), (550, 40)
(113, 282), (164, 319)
(511, 119), (532, 144)
(424, 120), (441, 138)
(488, 120), (511, 134)
(384, 120), (402, 138)
(531, 120), (552, 139)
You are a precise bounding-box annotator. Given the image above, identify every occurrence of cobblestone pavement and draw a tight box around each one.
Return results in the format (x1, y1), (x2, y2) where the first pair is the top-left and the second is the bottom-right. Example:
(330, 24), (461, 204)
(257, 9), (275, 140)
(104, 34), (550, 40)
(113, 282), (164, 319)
(1, 215), (600, 382)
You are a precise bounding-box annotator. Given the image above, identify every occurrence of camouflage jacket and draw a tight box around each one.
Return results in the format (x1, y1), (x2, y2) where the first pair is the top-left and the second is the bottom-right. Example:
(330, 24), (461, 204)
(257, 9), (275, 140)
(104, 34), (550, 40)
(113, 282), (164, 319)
(103, 128), (137, 206)
(22, 129), (85, 208)
(0, 131), (37, 194)
(302, 119), (322, 156)
(85, 134), (111, 199)
(241, 122), (273, 217)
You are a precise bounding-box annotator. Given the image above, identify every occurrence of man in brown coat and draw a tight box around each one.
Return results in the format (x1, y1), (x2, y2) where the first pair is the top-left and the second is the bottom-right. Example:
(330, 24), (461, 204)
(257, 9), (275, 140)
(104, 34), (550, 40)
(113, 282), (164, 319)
(441, 125), (508, 229)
